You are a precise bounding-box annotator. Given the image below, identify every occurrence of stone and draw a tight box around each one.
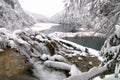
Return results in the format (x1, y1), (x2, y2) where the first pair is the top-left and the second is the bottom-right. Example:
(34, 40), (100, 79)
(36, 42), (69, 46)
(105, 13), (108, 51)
(0, 48), (38, 80)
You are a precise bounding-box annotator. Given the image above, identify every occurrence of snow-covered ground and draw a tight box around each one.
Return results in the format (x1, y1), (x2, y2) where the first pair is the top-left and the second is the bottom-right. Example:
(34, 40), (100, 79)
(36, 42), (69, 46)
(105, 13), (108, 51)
(49, 31), (105, 38)
(29, 23), (59, 31)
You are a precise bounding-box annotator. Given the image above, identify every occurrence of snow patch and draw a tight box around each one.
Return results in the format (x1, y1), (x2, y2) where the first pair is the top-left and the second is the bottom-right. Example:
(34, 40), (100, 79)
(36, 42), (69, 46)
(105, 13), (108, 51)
(115, 25), (120, 38)
(69, 65), (82, 76)
(30, 23), (59, 31)
(51, 55), (67, 62)
(44, 60), (71, 70)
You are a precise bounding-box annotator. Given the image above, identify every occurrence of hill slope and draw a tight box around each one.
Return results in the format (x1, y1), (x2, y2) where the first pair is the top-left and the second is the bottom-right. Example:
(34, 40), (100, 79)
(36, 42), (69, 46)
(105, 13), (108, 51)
(0, 0), (35, 29)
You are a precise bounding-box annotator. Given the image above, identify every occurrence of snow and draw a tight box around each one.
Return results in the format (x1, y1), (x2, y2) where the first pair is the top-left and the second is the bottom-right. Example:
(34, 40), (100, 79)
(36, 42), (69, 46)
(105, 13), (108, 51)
(0, 25), (101, 80)
(63, 74), (89, 80)
(50, 55), (67, 62)
(49, 31), (105, 38)
(56, 38), (100, 57)
(89, 61), (93, 65)
(115, 25), (120, 38)
(64, 66), (107, 80)
(29, 58), (66, 80)
(80, 52), (88, 56)
(33, 65), (66, 80)
(0, 49), (4, 52)
(30, 23), (59, 31)
(35, 35), (43, 40)
(41, 54), (51, 60)
(78, 57), (83, 60)
(15, 38), (29, 45)
(8, 40), (16, 48)
(55, 38), (86, 51)
(115, 63), (120, 78)
(41, 54), (67, 62)
(13, 29), (23, 34)
(64, 60), (112, 80)
(44, 60), (71, 70)
(69, 65), (82, 76)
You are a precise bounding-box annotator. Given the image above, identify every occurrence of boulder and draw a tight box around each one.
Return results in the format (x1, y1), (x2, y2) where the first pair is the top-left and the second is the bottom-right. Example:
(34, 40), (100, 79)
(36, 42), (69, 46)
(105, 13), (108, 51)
(0, 48), (38, 80)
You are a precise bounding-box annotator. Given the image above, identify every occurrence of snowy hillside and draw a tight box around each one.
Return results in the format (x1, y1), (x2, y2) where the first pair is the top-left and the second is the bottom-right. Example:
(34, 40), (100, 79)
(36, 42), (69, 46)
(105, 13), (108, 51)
(0, 0), (34, 29)
(26, 12), (50, 23)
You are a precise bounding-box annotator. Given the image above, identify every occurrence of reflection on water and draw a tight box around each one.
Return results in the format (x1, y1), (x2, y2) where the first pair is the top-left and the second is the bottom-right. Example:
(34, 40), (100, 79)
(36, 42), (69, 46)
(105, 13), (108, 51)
(64, 37), (106, 50)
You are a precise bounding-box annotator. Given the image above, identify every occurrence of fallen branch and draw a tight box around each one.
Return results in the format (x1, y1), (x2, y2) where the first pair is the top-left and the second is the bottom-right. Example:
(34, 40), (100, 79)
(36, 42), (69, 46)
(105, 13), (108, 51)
(64, 60), (113, 80)
(44, 60), (71, 71)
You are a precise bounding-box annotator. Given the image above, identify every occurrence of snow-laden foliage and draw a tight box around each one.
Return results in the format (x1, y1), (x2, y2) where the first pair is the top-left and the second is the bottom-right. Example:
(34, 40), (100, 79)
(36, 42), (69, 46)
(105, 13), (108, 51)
(0, 0), (35, 30)
(63, 0), (120, 36)
(51, 10), (67, 24)
(90, 0), (120, 36)
(100, 24), (120, 77)
(52, 0), (92, 27)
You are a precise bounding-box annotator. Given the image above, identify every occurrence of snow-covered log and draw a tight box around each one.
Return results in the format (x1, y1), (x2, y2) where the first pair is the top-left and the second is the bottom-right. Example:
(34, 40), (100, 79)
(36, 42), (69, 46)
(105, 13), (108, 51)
(44, 60), (71, 71)
(55, 38), (100, 57)
(64, 60), (113, 80)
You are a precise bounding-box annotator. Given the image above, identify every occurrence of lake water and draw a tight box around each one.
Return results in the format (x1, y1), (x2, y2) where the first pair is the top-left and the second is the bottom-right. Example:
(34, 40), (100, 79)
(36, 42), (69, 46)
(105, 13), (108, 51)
(64, 37), (106, 50)
(36, 23), (106, 50)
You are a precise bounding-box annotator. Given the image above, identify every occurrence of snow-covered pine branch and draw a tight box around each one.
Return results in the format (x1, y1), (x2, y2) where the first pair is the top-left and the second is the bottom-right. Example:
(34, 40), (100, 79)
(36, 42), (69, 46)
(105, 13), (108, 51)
(100, 25), (120, 77)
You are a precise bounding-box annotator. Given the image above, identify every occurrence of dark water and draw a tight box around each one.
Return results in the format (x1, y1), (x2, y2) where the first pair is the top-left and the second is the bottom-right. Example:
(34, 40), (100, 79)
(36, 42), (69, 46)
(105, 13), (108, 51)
(64, 37), (106, 50)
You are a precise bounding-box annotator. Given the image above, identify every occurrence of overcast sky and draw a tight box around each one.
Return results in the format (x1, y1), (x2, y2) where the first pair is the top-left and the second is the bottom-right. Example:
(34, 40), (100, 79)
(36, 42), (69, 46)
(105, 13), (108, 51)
(19, 0), (64, 17)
